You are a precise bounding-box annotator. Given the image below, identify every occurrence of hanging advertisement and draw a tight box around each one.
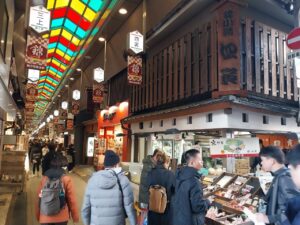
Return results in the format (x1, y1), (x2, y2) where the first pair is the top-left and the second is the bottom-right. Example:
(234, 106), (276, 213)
(60, 109), (68, 119)
(93, 83), (104, 103)
(25, 83), (38, 101)
(29, 6), (50, 33)
(25, 101), (35, 109)
(66, 119), (74, 131)
(128, 30), (144, 54)
(25, 35), (48, 70)
(53, 117), (59, 124)
(209, 138), (260, 158)
(87, 137), (95, 157)
(72, 100), (80, 115)
(128, 55), (142, 85)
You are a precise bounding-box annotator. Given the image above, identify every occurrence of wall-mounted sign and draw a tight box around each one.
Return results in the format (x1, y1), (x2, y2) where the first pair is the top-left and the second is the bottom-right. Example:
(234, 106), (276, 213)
(29, 6), (50, 33)
(27, 69), (40, 83)
(94, 67), (104, 83)
(72, 90), (81, 100)
(128, 30), (144, 54)
(93, 83), (104, 103)
(209, 138), (260, 158)
(103, 112), (116, 121)
(25, 35), (48, 70)
(217, 3), (241, 91)
(128, 55), (142, 85)
(87, 137), (95, 157)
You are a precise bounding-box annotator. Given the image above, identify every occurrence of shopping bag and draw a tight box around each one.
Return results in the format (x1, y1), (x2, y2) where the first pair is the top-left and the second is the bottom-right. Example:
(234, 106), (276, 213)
(134, 202), (148, 225)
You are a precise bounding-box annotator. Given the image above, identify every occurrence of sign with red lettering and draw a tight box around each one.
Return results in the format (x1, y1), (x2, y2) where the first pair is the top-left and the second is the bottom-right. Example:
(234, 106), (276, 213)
(93, 83), (104, 103)
(25, 35), (48, 70)
(128, 55), (142, 85)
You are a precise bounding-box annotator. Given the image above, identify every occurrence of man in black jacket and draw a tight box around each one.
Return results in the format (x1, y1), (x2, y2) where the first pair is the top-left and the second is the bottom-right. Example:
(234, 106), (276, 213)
(173, 149), (210, 225)
(256, 146), (300, 225)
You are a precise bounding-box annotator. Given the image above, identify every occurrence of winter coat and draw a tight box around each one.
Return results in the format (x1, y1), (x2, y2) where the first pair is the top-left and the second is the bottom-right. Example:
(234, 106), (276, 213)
(81, 169), (137, 225)
(173, 166), (210, 225)
(147, 164), (175, 225)
(35, 168), (79, 224)
(282, 196), (300, 225)
(30, 144), (42, 162)
(139, 155), (155, 204)
(265, 167), (300, 225)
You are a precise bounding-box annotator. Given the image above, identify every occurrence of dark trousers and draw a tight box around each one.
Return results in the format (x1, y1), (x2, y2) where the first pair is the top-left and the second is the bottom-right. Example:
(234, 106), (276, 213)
(41, 222), (68, 225)
(33, 161), (40, 174)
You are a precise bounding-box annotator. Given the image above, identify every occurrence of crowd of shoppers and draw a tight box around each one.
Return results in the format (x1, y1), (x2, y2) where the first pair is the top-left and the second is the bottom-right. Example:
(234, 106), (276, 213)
(31, 139), (300, 225)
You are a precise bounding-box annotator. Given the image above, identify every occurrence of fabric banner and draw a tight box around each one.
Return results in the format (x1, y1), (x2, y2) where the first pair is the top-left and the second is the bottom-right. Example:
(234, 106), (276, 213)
(72, 101), (80, 115)
(53, 117), (59, 124)
(128, 55), (142, 85)
(209, 138), (260, 158)
(60, 109), (68, 120)
(93, 83), (104, 103)
(25, 35), (48, 70)
(25, 101), (35, 109)
(66, 119), (74, 130)
(26, 83), (38, 101)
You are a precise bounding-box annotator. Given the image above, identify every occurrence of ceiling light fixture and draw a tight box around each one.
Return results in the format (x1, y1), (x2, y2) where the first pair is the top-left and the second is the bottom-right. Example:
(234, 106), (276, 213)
(98, 37), (106, 42)
(76, 68), (81, 72)
(70, 77), (74, 81)
(119, 8), (127, 15)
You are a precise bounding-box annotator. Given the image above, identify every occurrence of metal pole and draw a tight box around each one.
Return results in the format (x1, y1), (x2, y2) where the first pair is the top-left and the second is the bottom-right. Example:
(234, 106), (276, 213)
(103, 40), (108, 106)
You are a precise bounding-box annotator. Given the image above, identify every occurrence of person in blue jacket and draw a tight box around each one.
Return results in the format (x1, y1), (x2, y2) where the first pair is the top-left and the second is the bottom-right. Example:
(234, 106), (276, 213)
(282, 144), (300, 225)
(173, 149), (210, 225)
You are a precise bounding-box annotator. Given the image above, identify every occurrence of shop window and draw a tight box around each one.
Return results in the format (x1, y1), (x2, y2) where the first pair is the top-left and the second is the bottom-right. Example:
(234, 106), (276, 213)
(281, 117), (286, 126)
(263, 115), (269, 124)
(187, 116), (192, 124)
(160, 120), (163, 127)
(242, 113), (248, 123)
(207, 113), (213, 122)
(149, 122), (152, 128)
(139, 122), (143, 129)
(172, 118), (176, 126)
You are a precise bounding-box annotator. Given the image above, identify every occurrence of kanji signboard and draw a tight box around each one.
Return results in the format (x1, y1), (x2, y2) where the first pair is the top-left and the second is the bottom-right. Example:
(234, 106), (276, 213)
(93, 83), (104, 103)
(29, 6), (50, 33)
(25, 35), (48, 70)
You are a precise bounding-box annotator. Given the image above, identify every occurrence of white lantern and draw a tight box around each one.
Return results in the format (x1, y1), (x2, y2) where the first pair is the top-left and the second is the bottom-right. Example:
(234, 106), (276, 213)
(49, 114), (54, 120)
(54, 110), (59, 117)
(94, 67), (104, 83)
(46, 117), (50, 123)
(61, 101), (68, 110)
(72, 90), (81, 100)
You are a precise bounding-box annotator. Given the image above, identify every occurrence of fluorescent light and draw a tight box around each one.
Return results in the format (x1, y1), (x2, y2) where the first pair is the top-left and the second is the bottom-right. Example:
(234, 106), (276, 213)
(98, 37), (106, 42)
(119, 8), (127, 15)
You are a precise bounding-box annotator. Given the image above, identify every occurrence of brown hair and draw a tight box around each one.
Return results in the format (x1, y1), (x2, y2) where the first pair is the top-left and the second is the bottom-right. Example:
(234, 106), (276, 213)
(156, 152), (170, 165)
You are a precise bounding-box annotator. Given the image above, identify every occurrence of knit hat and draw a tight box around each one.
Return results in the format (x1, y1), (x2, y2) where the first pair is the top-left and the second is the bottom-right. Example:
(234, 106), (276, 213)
(104, 150), (120, 167)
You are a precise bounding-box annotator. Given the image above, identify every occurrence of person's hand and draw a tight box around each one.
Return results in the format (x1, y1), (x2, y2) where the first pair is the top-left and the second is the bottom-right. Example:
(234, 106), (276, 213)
(256, 213), (269, 223)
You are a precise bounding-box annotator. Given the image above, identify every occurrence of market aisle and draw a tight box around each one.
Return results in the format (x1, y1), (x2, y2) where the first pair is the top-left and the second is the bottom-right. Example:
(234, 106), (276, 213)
(26, 173), (86, 225)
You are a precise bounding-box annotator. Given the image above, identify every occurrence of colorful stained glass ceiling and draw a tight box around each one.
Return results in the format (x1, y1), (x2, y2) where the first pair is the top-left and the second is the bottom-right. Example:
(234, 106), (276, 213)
(35, 0), (118, 116)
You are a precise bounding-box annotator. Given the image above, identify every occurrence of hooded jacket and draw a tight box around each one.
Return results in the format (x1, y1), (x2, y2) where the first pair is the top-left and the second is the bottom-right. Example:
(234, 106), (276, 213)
(173, 166), (209, 225)
(139, 155), (156, 204)
(282, 195), (300, 225)
(81, 169), (137, 225)
(265, 167), (300, 225)
(36, 168), (79, 224)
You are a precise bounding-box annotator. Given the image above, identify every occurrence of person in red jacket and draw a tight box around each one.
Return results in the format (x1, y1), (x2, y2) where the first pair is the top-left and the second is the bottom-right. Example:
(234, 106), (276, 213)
(36, 153), (79, 225)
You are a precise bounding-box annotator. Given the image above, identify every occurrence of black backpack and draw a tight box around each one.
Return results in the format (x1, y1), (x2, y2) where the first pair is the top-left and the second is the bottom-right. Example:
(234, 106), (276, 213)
(39, 175), (66, 216)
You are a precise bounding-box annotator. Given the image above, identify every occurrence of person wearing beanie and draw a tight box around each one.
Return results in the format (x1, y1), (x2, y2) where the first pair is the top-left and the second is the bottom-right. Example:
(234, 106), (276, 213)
(81, 150), (136, 225)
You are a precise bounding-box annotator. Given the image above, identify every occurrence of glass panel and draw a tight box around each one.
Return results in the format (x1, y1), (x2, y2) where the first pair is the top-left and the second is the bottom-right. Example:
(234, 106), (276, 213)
(162, 140), (173, 157)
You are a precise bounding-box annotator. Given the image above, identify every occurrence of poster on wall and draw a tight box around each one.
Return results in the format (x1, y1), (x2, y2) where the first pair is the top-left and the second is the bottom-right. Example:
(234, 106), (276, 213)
(87, 137), (95, 157)
(209, 138), (260, 158)
(93, 83), (104, 103)
(127, 55), (142, 85)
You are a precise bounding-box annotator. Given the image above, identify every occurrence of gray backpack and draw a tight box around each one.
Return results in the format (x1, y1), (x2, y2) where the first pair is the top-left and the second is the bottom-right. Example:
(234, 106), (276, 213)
(39, 176), (66, 216)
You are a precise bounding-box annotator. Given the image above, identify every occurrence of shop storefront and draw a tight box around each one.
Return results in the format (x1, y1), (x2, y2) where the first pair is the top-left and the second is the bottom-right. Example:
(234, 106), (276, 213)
(94, 101), (129, 170)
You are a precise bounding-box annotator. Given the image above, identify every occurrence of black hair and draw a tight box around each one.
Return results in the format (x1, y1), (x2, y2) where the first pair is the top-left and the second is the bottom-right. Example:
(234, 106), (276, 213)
(184, 149), (200, 164)
(259, 146), (285, 164)
(50, 153), (68, 169)
(287, 144), (300, 167)
(259, 139), (263, 145)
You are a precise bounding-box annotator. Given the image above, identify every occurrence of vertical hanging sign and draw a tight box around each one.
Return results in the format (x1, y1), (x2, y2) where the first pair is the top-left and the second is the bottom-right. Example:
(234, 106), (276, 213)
(29, 6), (51, 34)
(26, 83), (38, 101)
(25, 35), (48, 70)
(72, 101), (80, 115)
(128, 55), (143, 85)
(93, 83), (104, 103)
(217, 2), (241, 91)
